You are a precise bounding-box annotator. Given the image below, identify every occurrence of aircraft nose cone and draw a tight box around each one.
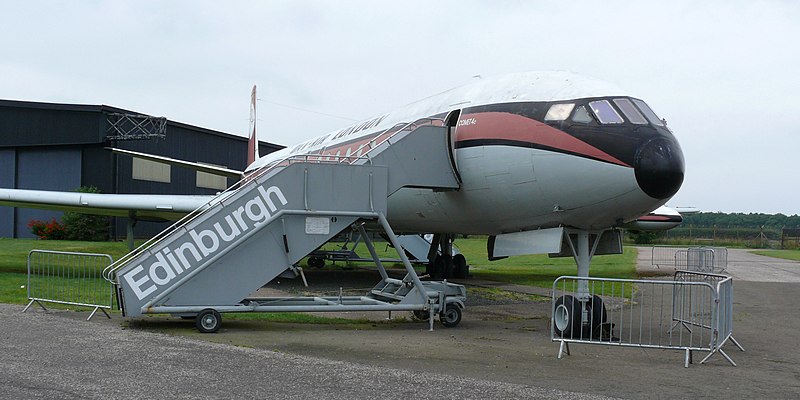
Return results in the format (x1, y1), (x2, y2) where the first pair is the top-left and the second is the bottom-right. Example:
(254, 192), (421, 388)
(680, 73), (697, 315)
(634, 137), (685, 199)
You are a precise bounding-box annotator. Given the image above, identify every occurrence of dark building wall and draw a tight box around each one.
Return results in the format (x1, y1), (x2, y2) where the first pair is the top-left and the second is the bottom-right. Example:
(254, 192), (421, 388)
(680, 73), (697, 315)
(114, 126), (241, 196)
(0, 99), (284, 240)
(81, 145), (115, 194)
(0, 103), (103, 146)
(0, 149), (14, 237)
(14, 147), (81, 238)
(108, 124), (280, 238)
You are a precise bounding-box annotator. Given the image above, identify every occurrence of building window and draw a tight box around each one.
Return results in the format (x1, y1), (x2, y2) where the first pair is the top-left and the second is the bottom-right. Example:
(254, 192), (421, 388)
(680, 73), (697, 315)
(132, 158), (171, 183)
(196, 163), (228, 191)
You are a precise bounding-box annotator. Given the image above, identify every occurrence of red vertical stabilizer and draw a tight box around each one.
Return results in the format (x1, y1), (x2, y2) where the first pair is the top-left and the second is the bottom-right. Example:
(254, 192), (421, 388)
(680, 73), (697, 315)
(247, 85), (258, 165)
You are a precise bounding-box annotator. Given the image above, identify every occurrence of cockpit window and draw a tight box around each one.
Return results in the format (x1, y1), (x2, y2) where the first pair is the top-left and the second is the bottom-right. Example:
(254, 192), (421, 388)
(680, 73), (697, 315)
(631, 98), (664, 126)
(572, 106), (593, 123)
(588, 100), (624, 124)
(613, 98), (647, 124)
(544, 103), (575, 121)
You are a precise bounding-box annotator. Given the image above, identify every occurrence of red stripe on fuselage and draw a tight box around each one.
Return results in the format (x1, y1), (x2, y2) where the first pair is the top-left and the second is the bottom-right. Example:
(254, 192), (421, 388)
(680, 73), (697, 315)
(456, 112), (630, 167)
(638, 215), (682, 222)
(638, 215), (671, 221)
(307, 119), (444, 162)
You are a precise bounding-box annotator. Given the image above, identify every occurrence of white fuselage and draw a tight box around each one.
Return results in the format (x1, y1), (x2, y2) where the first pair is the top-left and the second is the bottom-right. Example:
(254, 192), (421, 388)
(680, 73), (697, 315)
(247, 71), (681, 235)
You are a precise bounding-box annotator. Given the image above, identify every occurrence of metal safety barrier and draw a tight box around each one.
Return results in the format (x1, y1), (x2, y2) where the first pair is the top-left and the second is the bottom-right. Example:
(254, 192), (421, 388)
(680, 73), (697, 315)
(675, 249), (715, 273)
(650, 245), (728, 273)
(551, 271), (744, 367)
(672, 270), (741, 365)
(23, 250), (114, 320)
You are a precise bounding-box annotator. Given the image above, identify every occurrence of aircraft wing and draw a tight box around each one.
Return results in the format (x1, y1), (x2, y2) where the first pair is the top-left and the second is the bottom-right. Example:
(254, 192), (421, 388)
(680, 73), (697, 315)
(0, 188), (213, 221)
(108, 147), (243, 178)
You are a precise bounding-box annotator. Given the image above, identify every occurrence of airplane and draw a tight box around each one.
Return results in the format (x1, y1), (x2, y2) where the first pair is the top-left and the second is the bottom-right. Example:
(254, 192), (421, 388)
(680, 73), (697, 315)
(0, 71), (685, 335)
(623, 205), (698, 231)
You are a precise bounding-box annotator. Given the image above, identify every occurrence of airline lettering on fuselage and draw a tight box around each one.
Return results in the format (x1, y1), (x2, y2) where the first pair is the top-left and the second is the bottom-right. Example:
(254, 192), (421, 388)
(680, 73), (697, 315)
(289, 114), (387, 155)
(122, 185), (289, 301)
(332, 114), (388, 141)
(457, 117), (477, 127)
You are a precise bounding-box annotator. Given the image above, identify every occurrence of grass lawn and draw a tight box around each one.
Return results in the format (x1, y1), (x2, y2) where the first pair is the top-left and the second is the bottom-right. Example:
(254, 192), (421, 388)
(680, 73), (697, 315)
(0, 238), (133, 274)
(752, 249), (800, 262)
(0, 237), (639, 307)
(0, 272), (30, 304)
(323, 237), (638, 292)
(0, 239), (132, 307)
(453, 238), (637, 297)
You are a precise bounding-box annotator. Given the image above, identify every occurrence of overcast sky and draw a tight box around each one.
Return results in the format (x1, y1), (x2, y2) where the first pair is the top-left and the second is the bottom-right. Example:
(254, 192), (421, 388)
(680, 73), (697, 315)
(1, 1), (797, 215)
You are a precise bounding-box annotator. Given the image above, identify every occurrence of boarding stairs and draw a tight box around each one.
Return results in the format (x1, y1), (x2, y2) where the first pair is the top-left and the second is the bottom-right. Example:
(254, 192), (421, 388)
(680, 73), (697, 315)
(103, 123), (463, 323)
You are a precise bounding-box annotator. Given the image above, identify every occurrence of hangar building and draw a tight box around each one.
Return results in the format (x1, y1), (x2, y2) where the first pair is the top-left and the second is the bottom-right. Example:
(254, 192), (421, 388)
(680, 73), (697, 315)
(0, 99), (283, 239)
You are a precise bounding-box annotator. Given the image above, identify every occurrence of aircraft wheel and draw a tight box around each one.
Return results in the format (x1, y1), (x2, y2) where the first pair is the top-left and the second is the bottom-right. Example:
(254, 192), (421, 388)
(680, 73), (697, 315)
(588, 295), (608, 330)
(196, 309), (222, 333)
(441, 255), (454, 279)
(452, 254), (468, 279)
(413, 310), (430, 321)
(553, 295), (581, 338)
(431, 256), (445, 280)
(587, 294), (613, 340)
(440, 304), (462, 327)
(307, 256), (325, 269)
(425, 256), (436, 277)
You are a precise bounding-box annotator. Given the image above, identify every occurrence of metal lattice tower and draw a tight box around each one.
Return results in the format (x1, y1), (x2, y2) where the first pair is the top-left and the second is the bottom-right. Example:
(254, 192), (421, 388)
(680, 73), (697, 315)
(105, 113), (167, 140)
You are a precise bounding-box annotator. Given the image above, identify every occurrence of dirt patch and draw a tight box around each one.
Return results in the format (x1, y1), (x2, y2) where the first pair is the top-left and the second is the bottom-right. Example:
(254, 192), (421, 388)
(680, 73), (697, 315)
(116, 260), (800, 399)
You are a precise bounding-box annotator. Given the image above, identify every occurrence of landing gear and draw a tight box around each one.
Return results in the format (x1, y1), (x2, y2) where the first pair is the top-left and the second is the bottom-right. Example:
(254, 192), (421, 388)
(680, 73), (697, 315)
(552, 229), (621, 340)
(553, 295), (581, 338)
(425, 234), (468, 280)
(452, 254), (469, 279)
(428, 256), (445, 279)
(441, 255), (454, 279)
(196, 309), (221, 333)
(553, 294), (608, 339)
(588, 295), (608, 331)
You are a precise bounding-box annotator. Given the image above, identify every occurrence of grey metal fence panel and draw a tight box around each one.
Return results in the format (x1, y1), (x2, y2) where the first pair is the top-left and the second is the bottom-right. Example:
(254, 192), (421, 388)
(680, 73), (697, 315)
(24, 250), (114, 320)
(651, 246), (728, 273)
(700, 276), (744, 364)
(674, 249), (689, 269)
(651, 245), (680, 268)
(708, 247), (728, 273)
(672, 271), (727, 330)
(686, 248), (715, 273)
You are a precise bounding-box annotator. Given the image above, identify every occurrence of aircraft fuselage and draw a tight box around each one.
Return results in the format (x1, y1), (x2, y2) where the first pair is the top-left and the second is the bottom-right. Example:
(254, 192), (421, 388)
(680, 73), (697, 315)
(247, 71), (684, 235)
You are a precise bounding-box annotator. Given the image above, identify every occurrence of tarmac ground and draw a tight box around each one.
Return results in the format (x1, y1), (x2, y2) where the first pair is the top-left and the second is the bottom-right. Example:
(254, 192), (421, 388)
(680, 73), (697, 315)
(2, 247), (799, 399)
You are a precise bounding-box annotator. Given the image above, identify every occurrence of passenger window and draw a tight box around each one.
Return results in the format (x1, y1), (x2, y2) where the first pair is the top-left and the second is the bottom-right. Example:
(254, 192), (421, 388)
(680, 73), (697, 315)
(572, 106), (593, 123)
(588, 100), (624, 124)
(544, 103), (575, 121)
(613, 98), (647, 124)
(632, 98), (664, 126)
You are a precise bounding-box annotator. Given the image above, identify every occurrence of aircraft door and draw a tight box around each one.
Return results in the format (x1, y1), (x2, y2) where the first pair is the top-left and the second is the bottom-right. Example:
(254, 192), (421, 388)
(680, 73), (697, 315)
(444, 110), (463, 184)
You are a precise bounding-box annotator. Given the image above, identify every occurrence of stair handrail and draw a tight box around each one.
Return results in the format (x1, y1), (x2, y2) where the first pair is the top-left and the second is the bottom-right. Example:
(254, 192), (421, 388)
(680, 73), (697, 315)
(102, 151), (348, 282)
(102, 118), (444, 283)
(347, 118), (444, 165)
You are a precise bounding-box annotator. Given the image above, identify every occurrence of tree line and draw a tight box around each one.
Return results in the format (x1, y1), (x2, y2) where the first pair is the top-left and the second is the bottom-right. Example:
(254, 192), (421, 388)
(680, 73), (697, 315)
(681, 212), (800, 229)
(629, 211), (800, 246)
